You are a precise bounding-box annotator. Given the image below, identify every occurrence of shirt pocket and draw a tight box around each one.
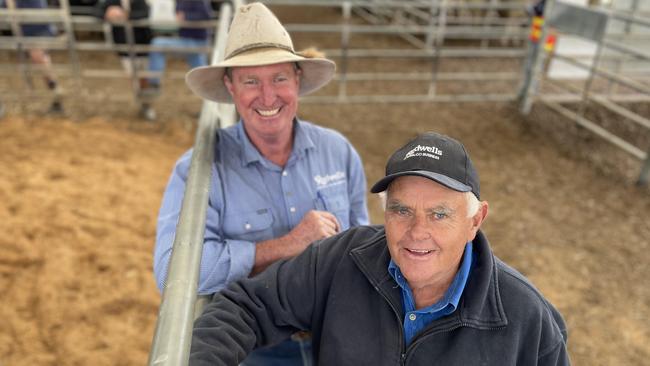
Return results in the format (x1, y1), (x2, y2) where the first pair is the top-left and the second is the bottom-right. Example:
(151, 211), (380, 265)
(316, 184), (350, 229)
(222, 208), (274, 242)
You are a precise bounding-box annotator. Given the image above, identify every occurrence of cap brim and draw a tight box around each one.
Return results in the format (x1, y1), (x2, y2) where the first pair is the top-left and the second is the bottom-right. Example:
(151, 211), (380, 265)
(370, 170), (473, 194)
(185, 48), (336, 103)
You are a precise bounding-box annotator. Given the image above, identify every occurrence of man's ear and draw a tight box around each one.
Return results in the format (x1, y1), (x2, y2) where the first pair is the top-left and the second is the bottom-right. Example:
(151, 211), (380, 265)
(468, 201), (488, 241)
(223, 73), (234, 96)
(294, 67), (302, 86)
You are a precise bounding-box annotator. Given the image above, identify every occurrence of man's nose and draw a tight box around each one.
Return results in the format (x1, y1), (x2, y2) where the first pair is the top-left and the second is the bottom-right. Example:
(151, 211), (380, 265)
(260, 83), (277, 105)
(409, 214), (431, 241)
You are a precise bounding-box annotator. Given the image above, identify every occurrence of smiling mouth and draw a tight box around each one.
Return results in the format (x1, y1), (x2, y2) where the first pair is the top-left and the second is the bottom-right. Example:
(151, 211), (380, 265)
(256, 107), (281, 117)
(405, 248), (434, 256)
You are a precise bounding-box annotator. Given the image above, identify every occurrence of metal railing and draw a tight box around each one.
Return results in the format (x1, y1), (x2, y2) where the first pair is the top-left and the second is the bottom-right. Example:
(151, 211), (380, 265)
(0, 0), (533, 107)
(518, 0), (650, 185)
(146, 2), (238, 365)
(1, 0), (647, 184)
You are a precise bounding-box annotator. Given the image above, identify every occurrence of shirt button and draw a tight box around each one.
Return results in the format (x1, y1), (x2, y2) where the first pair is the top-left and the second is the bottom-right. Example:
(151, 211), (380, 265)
(409, 314), (417, 321)
(282, 171), (288, 176)
(290, 207), (296, 213)
(244, 223), (251, 230)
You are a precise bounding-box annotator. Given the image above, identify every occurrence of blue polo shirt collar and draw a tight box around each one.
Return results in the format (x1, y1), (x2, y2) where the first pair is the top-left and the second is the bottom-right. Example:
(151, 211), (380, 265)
(388, 242), (474, 346)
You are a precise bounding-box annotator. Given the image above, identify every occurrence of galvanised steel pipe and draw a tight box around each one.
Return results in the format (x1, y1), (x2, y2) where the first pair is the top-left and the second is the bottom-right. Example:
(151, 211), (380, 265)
(147, 3), (233, 366)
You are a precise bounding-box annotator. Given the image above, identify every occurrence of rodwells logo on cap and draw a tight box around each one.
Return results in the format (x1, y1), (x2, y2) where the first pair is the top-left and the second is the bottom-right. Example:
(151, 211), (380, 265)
(404, 144), (443, 160)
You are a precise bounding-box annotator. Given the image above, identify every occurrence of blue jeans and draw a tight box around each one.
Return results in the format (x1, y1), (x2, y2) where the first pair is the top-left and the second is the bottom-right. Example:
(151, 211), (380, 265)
(148, 37), (208, 86)
(240, 338), (312, 366)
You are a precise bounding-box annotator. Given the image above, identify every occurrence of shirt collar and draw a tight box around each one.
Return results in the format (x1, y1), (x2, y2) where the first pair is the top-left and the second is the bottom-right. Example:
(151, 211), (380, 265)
(388, 242), (474, 314)
(236, 118), (316, 167)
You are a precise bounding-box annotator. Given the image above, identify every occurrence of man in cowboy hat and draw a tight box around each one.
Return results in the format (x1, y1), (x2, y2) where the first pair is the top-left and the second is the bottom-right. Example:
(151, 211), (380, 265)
(189, 132), (570, 366)
(153, 2), (369, 365)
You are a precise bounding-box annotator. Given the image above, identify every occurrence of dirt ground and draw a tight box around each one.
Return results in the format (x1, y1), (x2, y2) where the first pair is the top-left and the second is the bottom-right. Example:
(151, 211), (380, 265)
(1, 95), (649, 365)
(1, 4), (650, 366)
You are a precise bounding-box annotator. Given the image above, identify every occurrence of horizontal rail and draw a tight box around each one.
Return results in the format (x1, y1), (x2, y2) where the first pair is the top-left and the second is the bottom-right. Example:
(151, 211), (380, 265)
(535, 93), (650, 104)
(335, 71), (519, 81)
(541, 99), (647, 160)
(303, 93), (518, 104)
(552, 54), (650, 95)
(263, 0), (527, 11)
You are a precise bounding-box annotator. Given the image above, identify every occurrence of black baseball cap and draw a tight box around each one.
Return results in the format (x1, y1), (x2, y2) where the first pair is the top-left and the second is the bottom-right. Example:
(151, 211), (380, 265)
(370, 132), (480, 199)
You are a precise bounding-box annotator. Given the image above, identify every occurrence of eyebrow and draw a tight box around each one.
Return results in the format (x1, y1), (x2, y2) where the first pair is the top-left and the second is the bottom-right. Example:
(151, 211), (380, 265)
(237, 71), (292, 81)
(386, 201), (405, 210)
(387, 199), (455, 215)
(428, 205), (455, 216)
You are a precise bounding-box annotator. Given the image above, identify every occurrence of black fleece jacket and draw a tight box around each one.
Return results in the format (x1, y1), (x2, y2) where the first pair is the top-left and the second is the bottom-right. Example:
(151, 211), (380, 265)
(191, 226), (570, 366)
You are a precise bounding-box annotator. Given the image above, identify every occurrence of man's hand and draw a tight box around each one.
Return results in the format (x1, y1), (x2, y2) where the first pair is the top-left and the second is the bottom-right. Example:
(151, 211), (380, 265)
(288, 210), (340, 248)
(251, 210), (340, 276)
(105, 5), (127, 22)
(175, 11), (185, 22)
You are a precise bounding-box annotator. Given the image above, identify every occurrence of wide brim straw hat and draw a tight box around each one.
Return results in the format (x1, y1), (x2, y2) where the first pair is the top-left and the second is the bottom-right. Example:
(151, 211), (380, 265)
(185, 2), (336, 103)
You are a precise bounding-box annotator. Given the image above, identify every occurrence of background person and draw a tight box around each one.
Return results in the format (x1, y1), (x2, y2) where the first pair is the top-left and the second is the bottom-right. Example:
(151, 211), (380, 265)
(189, 132), (570, 366)
(2, 0), (64, 113)
(154, 3), (369, 365)
(94, 0), (153, 118)
(144, 0), (214, 95)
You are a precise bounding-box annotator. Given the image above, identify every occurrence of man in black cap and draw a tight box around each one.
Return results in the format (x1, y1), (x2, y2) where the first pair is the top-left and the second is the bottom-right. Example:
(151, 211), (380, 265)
(190, 132), (571, 366)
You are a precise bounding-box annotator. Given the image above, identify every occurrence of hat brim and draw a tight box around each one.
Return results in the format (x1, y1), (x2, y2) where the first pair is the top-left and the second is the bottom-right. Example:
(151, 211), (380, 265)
(185, 47), (336, 103)
(370, 170), (473, 194)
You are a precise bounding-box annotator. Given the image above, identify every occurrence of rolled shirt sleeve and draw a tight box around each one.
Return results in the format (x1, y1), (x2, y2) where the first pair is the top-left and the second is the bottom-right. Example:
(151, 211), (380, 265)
(153, 149), (256, 295)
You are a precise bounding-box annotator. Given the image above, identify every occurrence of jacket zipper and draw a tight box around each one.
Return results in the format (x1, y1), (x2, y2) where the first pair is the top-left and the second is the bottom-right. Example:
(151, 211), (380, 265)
(366, 282), (406, 365)
(401, 322), (507, 364)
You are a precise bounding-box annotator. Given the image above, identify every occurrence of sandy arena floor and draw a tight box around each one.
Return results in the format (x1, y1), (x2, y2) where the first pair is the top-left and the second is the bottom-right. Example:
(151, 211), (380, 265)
(0, 96), (648, 365)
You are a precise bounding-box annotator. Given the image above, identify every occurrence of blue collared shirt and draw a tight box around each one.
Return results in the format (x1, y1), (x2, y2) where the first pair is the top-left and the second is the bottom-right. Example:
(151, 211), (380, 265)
(154, 119), (369, 294)
(388, 243), (474, 347)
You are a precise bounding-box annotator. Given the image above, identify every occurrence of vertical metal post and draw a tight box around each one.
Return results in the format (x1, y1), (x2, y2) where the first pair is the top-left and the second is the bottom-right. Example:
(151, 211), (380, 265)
(58, 0), (83, 94)
(577, 36), (605, 117)
(338, 1), (351, 101)
(480, 0), (498, 48)
(519, 0), (556, 115)
(638, 147), (650, 186)
(121, 0), (141, 98)
(424, 0), (438, 49)
(428, 0), (445, 97)
(607, 0), (638, 96)
(147, 4), (232, 366)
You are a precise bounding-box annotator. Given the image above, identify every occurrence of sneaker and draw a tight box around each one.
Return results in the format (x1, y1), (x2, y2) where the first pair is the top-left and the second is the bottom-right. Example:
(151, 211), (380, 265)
(48, 100), (64, 114)
(139, 104), (156, 121)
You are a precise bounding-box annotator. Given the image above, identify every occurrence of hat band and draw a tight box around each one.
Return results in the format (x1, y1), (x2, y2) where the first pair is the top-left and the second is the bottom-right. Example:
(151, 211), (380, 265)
(226, 42), (296, 60)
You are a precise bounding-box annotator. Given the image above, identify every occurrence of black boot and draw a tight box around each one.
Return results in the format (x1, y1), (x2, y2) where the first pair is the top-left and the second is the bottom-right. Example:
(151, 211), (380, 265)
(48, 100), (64, 114)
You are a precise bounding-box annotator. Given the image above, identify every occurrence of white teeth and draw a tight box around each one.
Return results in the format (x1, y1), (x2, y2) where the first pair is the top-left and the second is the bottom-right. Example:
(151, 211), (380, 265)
(257, 108), (280, 116)
(408, 249), (432, 254)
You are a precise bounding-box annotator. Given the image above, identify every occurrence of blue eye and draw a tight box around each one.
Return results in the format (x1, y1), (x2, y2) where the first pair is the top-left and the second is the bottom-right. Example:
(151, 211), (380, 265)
(393, 206), (411, 217)
(432, 212), (447, 220)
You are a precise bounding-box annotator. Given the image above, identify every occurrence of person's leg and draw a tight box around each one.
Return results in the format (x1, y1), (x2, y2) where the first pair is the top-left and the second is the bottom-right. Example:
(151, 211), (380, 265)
(183, 38), (209, 69)
(148, 37), (172, 87)
(28, 48), (55, 83)
(29, 48), (63, 113)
